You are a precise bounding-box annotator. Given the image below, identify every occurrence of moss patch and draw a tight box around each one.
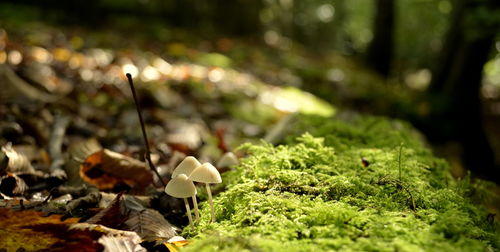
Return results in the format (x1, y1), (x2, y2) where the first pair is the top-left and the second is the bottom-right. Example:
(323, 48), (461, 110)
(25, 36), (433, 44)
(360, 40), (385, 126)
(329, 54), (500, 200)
(184, 114), (499, 251)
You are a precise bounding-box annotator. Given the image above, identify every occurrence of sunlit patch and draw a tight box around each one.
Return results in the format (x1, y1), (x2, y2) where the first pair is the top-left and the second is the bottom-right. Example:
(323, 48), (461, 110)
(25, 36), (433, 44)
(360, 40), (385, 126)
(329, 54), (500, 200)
(82, 56), (97, 69)
(259, 90), (298, 113)
(404, 69), (431, 91)
(0, 50), (6, 64)
(171, 65), (190, 81)
(260, 87), (334, 116)
(317, 4), (335, 23)
(326, 68), (345, 82)
(208, 68), (225, 83)
(152, 57), (172, 75)
(69, 53), (85, 69)
(274, 96), (299, 112)
(122, 63), (139, 78)
(8, 50), (23, 65)
(79, 68), (94, 82)
(190, 64), (207, 80)
(264, 30), (280, 46)
(104, 65), (123, 85)
(140, 65), (161, 81)
(91, 71), (104, 84)
(88, 49), (114, 67)
(52, 48), (72, 62)
(30, 46), (52, 63)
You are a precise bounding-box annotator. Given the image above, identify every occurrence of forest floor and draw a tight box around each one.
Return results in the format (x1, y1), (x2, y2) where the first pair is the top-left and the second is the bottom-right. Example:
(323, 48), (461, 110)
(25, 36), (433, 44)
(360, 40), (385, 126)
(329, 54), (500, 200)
(1, 9), (500, 252)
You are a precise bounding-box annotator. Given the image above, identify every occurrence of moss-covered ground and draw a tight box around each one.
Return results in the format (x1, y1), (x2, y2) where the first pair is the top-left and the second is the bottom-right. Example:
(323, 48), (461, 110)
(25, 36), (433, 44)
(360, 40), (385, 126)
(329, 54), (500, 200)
(184, 113), (499, 251)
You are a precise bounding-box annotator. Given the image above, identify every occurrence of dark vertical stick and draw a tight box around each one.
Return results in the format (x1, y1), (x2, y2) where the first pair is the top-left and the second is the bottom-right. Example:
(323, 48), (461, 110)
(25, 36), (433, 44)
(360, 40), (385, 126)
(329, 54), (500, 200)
(126, 73), (166, 186)
(398, 144), (403, 181)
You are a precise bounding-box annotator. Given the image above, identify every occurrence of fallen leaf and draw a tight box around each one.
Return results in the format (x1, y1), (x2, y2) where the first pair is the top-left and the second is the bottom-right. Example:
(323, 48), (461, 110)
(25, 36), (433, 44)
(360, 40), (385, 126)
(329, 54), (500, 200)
(125, 208), (178, 242)
(66, 138), (102, 186)
(86, 192), (127, 229)
(87, 193), (179, 243)
(70, 223), (146, 252)
(164, 236), (189, 252)
(0, 173), (27, 196)
(0, 208), (105, 252)
(80, 149), (153, 190)
(1, 143), (35, 174)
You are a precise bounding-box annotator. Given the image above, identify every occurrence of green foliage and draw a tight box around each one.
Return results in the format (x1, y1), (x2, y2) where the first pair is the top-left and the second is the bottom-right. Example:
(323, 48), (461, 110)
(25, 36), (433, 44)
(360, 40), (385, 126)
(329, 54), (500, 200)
(183, 114), (499, 251)
(195, 53), (233, 68)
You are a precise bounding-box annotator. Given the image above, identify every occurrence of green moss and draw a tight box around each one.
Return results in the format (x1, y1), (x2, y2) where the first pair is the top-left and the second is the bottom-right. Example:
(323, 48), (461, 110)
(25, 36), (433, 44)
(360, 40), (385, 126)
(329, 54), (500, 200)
(183, 114), (499, 251)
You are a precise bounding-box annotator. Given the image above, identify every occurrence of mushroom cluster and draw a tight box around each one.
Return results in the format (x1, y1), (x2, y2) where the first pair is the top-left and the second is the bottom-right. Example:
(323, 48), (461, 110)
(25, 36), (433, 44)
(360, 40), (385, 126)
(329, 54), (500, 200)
(165, 155), (227, 226)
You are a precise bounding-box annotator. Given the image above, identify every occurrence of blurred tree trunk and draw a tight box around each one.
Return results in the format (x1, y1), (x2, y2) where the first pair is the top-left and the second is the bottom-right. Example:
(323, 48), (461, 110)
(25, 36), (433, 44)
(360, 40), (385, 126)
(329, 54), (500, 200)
(213, 0), (263, 36)
(366, 0), (395, 77)
(429, 0), (500, 182)
(430, 0), (466, 93)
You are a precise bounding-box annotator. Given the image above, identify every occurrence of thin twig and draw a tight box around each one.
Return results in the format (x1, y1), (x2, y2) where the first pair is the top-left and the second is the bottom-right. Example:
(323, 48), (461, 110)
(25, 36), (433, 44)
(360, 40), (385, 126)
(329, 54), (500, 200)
(126, 73), (166, 186)
(376, 176), (416, 211)
(398, 144), (403, 181)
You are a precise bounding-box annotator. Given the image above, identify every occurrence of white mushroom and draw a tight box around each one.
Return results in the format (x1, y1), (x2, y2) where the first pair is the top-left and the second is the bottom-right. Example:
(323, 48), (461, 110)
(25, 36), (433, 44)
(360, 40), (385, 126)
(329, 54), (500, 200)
(189, 163), (221, 223)
(172, 156), (201, 178)
(171, 156), (202, 221)
(216, 152), (239, 169)
(165, 174), (197, 227)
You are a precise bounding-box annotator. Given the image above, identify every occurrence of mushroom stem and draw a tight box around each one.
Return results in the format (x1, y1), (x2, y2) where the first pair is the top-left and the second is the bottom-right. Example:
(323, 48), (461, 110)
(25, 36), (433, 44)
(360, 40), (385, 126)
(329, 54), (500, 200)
(183, 198), (194, 227)
(192, 195), (200, 221)
(205, 183), (216, 223)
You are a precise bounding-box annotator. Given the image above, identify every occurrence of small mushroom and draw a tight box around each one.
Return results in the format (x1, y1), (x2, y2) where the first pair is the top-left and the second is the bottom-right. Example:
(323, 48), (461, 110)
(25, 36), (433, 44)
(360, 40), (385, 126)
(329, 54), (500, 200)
(189, 163), (221, 223)
(172, 156), (202, 178)
(216, 152), (239, 169)
(165, 174), (197, 227)
(171, 156), (202, 221)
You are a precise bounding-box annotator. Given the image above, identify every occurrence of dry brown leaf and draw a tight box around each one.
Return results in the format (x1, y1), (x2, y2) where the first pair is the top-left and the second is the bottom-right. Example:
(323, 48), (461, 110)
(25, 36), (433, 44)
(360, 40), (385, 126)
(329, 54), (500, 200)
(70, 223), (146, 252)
(0, 173), (27, 196)
(125, 208), (178, 242)
(86, 192), (127, 229)
(87, 193), (179, 244)
(0, 208), (105, 252)
(66, 138), (102, 186)
(1, 143), (35, 174)
(80, 149), (153, 190)
(98, 235), (147, 252)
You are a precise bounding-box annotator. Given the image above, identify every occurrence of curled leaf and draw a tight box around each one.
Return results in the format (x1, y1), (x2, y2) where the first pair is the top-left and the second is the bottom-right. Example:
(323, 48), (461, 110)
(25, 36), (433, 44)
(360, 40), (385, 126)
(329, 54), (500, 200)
(1, 143), (35, 174)
(0, 173), (28, 196)
(125, 208), (178, 242)
(66, 138), (102, 186)
(70, 223), (146, 252)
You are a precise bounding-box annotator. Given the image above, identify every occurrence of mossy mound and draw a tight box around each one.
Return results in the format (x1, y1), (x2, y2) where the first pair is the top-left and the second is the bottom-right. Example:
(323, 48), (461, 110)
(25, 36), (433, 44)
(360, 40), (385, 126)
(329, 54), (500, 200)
(183, 114), (499, 251)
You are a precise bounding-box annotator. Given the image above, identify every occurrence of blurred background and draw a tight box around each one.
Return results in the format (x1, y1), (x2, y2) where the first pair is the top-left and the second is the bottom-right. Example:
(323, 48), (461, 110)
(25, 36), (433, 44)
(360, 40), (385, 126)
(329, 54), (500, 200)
(0, 0), (499, 183)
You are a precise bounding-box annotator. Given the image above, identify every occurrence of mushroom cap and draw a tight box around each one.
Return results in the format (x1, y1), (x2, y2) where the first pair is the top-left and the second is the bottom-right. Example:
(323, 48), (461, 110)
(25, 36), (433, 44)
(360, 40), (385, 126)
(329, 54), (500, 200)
(189, 163), (222, 184)
(171, 156), (201, 178)
(165, 174), (197, 198)
(216, 152), (239, 168)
